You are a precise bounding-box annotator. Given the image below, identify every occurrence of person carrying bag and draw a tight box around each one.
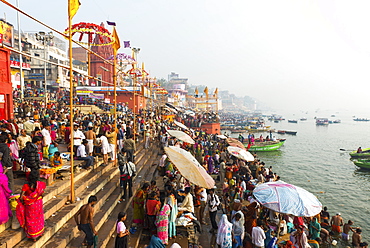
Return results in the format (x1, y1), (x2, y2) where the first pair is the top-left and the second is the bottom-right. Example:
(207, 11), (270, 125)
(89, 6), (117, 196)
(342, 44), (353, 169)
(118, 150), (136, 201)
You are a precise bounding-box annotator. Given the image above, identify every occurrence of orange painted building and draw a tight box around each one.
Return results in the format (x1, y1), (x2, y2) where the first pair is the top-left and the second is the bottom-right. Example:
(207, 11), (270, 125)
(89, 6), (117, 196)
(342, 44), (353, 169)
(0, 48), (14, 120)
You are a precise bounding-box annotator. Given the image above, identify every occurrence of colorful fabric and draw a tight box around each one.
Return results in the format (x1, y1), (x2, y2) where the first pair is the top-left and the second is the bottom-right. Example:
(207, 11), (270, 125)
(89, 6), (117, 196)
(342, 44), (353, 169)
(16, 181), (46, 239)
(0, 166), (12, 225)
(132, 189), (145, 224)
(217, 214), (233, 248)
(155, 204), (170, 244)
(309, 219), (321, 239)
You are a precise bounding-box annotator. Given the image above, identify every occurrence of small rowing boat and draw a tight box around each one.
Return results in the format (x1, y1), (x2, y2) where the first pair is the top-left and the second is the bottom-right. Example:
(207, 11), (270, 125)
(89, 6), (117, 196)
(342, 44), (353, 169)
(245, 140), (286, 152)
(285, 131), (297, 135)
(288, 119), (298, 123)
(353, 159), (370, 169)
(349, 148), (370, 158)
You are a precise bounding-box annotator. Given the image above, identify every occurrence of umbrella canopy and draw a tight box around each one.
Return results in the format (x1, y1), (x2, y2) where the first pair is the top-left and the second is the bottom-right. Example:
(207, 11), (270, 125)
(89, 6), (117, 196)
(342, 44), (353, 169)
(164, 146), (215, 189)
(226, 138), (246, 150)
(227, 146), (255, 161)
(253, 181), (322, 217)
(167, 130), (195, 144)
(174, 120), (189, 130)
(217, 134), (228, 139)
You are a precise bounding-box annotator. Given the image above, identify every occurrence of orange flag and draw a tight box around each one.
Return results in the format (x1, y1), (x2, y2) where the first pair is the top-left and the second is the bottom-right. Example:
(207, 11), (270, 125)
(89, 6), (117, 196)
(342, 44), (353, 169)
(69, 0), (80, 19)
(195, 87), (199, 95)
(112, 27), (121, 51)
(204, 86), (208, 95)
(214, 87), (218, 95)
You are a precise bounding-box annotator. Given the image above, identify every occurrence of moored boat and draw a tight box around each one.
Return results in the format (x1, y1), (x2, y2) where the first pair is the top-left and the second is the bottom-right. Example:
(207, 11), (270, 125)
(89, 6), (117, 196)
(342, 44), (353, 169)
(349, 148), (370, 158)
(288, 119), (298, 123)
(353, 159), (370, 169)
(277, 130), (286, 134)
(333, 119), (341, 123)
(353, 118), (370, 122)
(300, 117), (307, 121)
(245, 140), (286, 152)
(285, 131), (297, 135)
(316, 118), (329, 125)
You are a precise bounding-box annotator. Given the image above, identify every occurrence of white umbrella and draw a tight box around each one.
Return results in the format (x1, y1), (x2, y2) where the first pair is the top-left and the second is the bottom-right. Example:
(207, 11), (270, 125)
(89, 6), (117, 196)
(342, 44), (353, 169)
(174, 120), (189, 130)
(167, 130), (195, 144)
(164, 146), (215, 189)
(227, 146), (255, 162)
(217, 134), (227, 139)
(253, 181), (322, 217)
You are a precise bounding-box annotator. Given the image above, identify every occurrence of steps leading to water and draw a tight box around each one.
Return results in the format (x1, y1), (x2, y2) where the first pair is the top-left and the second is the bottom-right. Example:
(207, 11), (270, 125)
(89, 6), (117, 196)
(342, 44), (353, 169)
(0, 139), (153, 248)
(43, 144), (160, 248)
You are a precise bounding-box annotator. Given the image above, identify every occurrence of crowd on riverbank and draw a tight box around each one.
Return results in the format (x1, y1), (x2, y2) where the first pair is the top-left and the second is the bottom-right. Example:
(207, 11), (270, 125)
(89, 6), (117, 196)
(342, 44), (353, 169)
(0, 101), (367, 248)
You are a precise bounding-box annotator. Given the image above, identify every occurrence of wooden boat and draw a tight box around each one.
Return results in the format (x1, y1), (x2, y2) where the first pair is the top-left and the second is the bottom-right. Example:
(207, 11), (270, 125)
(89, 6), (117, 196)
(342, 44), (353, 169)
(288, 119), (298, 123)
(333, 120), (341, 123)
(353, 118), (370, 122)
(353, 159), (370, 169)
(277, 130), (286, 134)
(245, 140), (286, 152)
(350, 148), (370, 158)
(245, 126), (271, 132)
(316, 118), (329, 125)
(285, 131), (297, 135)
(230, 129), (247, 133)
(300, 117), (307, 121)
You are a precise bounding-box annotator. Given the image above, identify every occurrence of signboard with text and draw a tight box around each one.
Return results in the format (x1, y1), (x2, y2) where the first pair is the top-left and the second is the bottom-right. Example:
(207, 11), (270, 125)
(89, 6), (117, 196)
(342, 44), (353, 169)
(0, 20), (14, 47)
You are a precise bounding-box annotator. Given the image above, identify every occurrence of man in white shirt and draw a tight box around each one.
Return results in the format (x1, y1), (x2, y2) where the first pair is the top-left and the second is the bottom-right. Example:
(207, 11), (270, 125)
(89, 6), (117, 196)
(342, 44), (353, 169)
(207, 188), (220, 232)
(41, 125), (52, 158)
(252, 220), (266, 248)
(77, 139), (94, 169)
(178, 187), (194, 213)
(71, 124), (85, 156)
(198, 187), (207, 225)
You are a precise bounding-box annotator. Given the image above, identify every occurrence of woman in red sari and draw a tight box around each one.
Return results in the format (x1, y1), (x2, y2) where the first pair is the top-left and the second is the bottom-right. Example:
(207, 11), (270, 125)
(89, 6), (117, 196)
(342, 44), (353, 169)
(16, 170), (46, 241)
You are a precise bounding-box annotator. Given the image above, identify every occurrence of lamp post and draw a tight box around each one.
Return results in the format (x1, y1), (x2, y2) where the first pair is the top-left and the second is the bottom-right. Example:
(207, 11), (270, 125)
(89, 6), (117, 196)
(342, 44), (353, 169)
(131, 47), (140, 140)
(35, 31), (53, 106)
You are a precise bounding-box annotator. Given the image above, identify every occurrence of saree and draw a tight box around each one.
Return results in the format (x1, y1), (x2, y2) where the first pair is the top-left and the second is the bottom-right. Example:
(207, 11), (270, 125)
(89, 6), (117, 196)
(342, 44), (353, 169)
(0, 166), (12, 225)
(16, 181), (46, 239)
(132, 189), (146, 224)
(216, 214), (232, 248)
(244, 202), (258, 235)
(309, 219), (321, 239)
(155, 204), (170, 245)
(167, 194), (178, 239)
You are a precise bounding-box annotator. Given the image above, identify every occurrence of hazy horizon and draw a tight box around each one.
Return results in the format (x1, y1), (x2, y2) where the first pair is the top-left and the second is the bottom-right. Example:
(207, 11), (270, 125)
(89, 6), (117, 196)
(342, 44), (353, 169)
(3, 0), (370, 112)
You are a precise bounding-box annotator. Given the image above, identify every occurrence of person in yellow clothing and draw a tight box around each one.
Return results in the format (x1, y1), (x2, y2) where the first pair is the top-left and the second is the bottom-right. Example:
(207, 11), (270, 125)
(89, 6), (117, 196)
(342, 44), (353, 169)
(50, 152), (63, 167)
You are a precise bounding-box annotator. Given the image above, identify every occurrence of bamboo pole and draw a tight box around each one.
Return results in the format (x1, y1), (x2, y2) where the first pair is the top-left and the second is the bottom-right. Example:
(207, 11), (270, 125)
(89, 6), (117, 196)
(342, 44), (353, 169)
(68, 0), (75, 203)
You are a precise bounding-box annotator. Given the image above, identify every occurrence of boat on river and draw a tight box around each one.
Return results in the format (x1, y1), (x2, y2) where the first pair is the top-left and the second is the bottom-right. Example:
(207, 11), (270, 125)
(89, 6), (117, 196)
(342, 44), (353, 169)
(353, 118), (370, 122)
(353, 159), (370, 169)
(245, 140), (286, 152)
(285, 131), (297, 135)
(349, 148), (370, 158)
(316, 118), (329, 125)
(288, 119), (298, 123)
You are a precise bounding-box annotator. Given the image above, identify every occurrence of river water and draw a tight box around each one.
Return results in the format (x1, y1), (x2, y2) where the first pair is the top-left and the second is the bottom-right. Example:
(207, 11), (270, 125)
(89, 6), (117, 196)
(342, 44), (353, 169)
(224, 111), (369, 241)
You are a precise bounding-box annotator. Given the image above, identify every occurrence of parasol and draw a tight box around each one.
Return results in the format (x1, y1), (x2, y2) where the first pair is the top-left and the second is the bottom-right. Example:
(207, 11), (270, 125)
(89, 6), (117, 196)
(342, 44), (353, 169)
(253, 181), (322, 217)
(217, 134), (228, 139)
(167, 130), (195, 144)
(174, 120), (189, 130)
(227, 146), (255, 161)
(226, 138), (246, 150)
(164, 146), (215, 189)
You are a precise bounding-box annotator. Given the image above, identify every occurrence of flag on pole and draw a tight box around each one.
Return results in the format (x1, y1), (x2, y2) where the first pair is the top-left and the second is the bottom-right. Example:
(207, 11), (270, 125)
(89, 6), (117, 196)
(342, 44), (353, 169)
(204, 86), (208, 95)
(124, 41), (131, 48)
(195, 87), (199, 95)
(69, 0), (80, 19)
(106, 21), (116, 26)
(112, 27), (121, 51)
(214, 87), (218, 95)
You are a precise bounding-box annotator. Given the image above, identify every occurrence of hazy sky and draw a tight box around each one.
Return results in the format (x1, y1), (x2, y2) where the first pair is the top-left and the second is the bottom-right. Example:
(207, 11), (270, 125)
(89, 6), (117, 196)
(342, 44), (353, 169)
(3, 0), (370, 112)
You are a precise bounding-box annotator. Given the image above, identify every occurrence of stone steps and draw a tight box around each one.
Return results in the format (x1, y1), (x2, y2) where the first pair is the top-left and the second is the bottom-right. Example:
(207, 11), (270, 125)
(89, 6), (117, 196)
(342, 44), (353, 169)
(0, 140), (147, 248)
(40, 144), (159, 248)
(103, 147), (160, 248)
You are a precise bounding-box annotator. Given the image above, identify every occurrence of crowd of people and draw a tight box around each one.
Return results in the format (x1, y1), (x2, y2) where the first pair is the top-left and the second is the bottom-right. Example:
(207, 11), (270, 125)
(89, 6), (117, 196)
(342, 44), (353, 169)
(0, 99), (367, 248)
